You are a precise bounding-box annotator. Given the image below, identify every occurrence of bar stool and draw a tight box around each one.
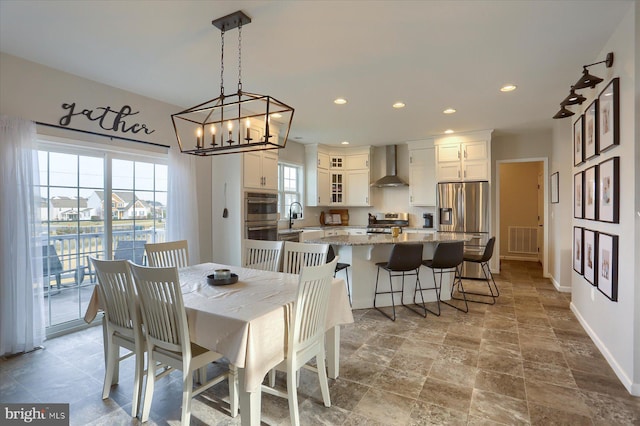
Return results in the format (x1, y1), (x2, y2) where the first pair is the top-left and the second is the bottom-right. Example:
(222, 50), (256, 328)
(458, 237), (498, 304)
(420, 241), (468, 314)
(374, 243), (426, 321)
(327, 245), (351, 305)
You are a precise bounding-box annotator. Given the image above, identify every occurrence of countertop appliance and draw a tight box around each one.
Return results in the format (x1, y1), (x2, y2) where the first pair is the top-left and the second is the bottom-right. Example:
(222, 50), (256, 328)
(366, 212), (409, 234)
(437, 181), (490, 278)
(423, 213), (433, 228)
(245, 192), (278, 241)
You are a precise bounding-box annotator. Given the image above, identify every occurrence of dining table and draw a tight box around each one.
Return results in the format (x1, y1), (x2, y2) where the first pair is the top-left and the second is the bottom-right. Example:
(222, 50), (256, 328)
(84, 262), (354, 426)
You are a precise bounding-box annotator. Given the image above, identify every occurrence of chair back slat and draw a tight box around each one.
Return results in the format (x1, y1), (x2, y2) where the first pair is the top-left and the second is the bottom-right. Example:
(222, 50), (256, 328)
(129, 263), (189, 355)
(282, 241), (329, 274)
(91, 257), (140, 336)
(145, 240), (189, 268)
(242, 239), (283, 272)
(289, 258), (337, 354)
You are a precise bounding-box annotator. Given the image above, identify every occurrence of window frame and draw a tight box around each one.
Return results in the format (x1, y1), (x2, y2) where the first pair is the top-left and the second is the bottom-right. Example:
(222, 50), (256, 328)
(277, 161), (304, 220)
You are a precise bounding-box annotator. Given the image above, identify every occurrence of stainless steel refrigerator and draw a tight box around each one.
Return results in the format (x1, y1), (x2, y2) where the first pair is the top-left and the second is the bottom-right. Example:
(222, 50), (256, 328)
(437, 181), (490, 279)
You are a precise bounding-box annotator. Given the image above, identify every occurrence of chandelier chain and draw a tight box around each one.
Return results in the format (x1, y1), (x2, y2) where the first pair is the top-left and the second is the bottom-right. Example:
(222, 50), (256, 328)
(220, 27), (225, 96)
(238, 21), (242, 92)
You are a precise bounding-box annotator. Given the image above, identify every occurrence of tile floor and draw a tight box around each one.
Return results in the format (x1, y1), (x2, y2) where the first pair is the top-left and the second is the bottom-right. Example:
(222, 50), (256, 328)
(1, 260), (639, 425)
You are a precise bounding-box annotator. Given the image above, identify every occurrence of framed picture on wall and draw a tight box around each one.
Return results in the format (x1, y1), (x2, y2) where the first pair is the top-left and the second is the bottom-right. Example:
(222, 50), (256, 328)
(597, 232), (618, 301)
(583, 229), (597, 286)
(584, 165), (598, 220)
(573, 227), (583, 275)
(573, 114), (584, 166)
(574, 172), (584, 219)
(584, 99), (598, 160)
(598, 156), (620, 223)
(598, 77), (620, 153)
(550, 172), (559, 204)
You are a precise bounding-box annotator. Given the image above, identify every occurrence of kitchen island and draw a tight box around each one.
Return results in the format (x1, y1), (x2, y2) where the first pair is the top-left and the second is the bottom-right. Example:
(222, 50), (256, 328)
(305, 233), (471, 309)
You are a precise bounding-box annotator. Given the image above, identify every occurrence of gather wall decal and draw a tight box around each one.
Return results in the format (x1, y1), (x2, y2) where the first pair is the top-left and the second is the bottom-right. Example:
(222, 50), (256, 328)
(58, 102), (155, 135)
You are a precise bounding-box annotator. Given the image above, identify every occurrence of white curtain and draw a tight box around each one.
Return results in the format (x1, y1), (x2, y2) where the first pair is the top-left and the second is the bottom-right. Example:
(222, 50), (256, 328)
(167, 146), (201, 264)
(0, 115), (45, 356)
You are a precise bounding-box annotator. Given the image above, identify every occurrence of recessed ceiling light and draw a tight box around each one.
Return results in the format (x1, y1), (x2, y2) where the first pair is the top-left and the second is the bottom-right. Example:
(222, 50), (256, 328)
(500, 84), (517, 92)
(444, 129), (454, 134)
(443, 108), (456, 114)
(341, 141), (350, 145)
(334, 98), (347, 105)
(270, 113), (282, 118)
(392, 102), (405, 109)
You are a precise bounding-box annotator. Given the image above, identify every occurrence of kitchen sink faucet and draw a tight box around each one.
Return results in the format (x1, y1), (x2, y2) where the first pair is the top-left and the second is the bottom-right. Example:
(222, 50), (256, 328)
(289, 202), (303, 229)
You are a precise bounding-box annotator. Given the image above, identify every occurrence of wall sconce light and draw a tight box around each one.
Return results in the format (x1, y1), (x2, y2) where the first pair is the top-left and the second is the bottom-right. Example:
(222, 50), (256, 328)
(552, 52), (614, 119)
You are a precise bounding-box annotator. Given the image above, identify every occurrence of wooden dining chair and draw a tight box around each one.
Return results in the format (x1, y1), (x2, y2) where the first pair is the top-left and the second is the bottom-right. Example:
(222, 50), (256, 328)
(242, 239), (283, 272)
(144, 240), (189, 268)
(262, 258), (338, 426)
(90, 257), (145, 418)
(129, 262), (237, 425)
(281, 241), (329, 274)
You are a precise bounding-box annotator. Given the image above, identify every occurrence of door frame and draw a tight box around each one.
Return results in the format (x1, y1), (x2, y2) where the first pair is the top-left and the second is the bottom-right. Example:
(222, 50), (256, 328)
(495, 157), (549, 278)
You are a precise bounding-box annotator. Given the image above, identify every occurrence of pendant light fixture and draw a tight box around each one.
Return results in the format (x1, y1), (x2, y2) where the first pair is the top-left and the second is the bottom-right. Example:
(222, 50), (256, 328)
(552, 52), (614, 119)
(171, 11), (294, 156)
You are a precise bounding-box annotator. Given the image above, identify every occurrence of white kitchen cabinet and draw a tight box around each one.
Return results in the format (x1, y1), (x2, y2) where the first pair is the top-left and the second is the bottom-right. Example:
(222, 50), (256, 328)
(330, 155), (344, 169)
(435, 139), (489, 181)
(345, 152), (369, 170)
(345, 169), (370, 206)
(324, 228), (348, 237)
(330, 172), (344, 205)
(243, 149), (278, 190)
(408, 146), (436, 206)
(306, 145), (330, 206)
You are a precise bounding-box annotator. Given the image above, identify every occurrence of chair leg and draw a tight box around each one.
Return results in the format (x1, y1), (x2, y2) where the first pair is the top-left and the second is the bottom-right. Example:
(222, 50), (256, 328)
(140, 350), (156, 423)
(131, 345), (144, 417)
(402, 270), (427, 318)
(345, 268), (351, 306)
(316, 350), (331, 408)
(287, 365), (300, 426)
(373, 267), (396, 321)
(442, 266), (469, 313)
(269, 369), (276, 387)
(102, 337), (118, 399)
(181, 370), (193, 426)
(453, 261), (498, 305)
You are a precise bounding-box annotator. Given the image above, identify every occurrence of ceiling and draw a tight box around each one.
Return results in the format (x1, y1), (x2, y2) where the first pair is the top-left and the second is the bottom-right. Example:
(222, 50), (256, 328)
(0, 1), (632, 147)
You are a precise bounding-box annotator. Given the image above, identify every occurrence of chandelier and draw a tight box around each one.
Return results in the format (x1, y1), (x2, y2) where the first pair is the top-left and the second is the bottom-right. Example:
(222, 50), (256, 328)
(171, 11), (294, 155)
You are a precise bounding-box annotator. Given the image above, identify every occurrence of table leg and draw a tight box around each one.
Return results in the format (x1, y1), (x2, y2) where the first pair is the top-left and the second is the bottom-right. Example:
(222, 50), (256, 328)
(326, 325), (340, 379)
(238, 368), (261, 426)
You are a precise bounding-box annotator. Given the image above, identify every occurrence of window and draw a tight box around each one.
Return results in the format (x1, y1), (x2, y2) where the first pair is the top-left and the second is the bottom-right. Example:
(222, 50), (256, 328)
(277, 162), (303, 219)
(36, 139), (167, 334)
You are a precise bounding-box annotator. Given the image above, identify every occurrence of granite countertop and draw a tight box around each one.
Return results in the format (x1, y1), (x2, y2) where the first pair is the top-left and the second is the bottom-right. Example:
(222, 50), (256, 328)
(279, 225), (368, 234)
(278, 228), (303, 235)
(305, 232), (471, 246)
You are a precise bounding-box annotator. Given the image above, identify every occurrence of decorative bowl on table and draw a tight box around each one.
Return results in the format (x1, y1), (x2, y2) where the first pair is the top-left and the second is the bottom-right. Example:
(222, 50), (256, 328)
(207, 269), (238, 286)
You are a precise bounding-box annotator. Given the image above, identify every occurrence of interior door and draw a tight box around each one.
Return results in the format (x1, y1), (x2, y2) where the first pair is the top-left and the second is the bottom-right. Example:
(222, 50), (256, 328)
(537, 172), (544, 263)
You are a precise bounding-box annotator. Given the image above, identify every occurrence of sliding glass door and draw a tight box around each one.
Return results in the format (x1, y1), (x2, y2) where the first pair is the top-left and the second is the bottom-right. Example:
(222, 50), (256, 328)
(37, 141), (167, 336)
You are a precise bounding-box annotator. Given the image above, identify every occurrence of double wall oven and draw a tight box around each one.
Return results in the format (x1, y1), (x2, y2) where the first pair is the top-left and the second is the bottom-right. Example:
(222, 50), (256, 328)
(245, 192), (278, 241)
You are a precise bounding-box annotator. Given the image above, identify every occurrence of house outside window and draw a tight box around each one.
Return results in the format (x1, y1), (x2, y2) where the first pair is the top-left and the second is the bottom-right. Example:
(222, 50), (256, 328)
(278, 162), (303, 219)
(37, 139), (167, 335)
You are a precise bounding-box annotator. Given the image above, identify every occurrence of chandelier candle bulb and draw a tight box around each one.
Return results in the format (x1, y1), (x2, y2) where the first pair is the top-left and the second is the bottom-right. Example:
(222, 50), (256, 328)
(196, 127), (203, 148)
(245, 118), (251, 141)
(210, 125), (216, 146)
(227, 120), (233, 143)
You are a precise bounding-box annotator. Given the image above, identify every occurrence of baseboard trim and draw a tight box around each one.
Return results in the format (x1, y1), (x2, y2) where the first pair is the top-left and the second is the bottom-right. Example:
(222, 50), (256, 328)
(570, 302), (639, 396)
(499, 255), (539, 262)
(549, 275), (571, 293)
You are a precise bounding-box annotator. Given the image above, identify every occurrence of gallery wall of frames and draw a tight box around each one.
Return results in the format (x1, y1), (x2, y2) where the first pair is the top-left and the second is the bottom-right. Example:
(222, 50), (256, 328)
(572, 77), (620, 301)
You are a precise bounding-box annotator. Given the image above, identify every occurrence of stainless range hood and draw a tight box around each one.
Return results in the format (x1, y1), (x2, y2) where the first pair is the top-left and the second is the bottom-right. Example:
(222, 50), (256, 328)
(371, 145), (408, 187)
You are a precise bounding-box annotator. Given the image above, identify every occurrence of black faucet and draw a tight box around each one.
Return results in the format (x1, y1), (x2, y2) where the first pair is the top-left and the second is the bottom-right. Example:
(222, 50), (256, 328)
(289, 202), (303, 229)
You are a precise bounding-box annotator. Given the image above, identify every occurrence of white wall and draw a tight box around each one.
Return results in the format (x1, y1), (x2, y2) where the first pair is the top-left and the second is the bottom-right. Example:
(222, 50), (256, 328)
(559, 3), (638, 395)
(0, 52), (215, 262)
